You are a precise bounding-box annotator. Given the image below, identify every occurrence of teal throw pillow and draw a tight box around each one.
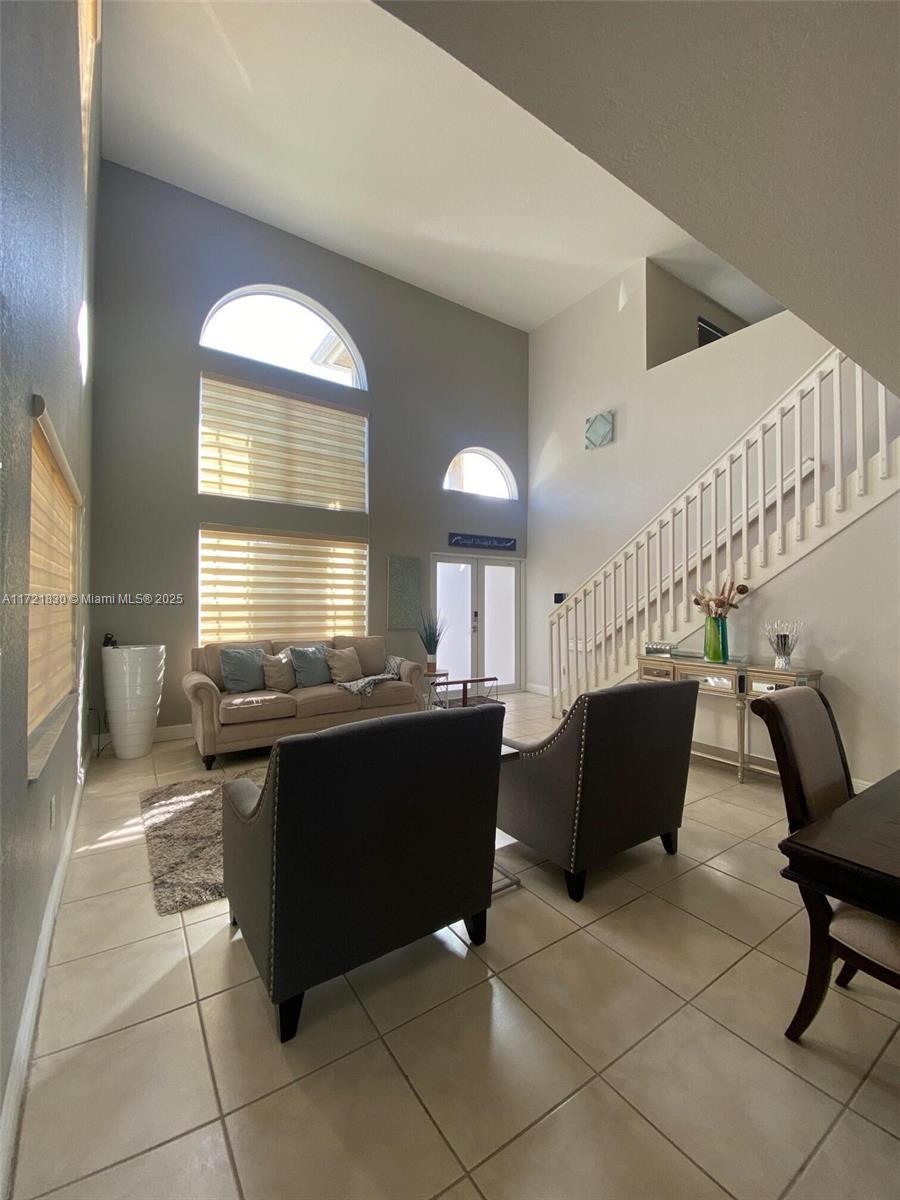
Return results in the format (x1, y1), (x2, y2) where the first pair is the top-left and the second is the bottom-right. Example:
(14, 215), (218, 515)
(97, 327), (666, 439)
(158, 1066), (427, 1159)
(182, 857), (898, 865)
(220, 647), (265, 694)
(290, 644), (332, 688)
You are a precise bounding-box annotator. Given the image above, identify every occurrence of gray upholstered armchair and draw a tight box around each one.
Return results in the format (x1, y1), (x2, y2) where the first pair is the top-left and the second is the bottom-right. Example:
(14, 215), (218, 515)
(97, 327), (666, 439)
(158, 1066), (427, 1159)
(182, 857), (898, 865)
(499, 680), (699, 900)
(222, 704), (505, 1041)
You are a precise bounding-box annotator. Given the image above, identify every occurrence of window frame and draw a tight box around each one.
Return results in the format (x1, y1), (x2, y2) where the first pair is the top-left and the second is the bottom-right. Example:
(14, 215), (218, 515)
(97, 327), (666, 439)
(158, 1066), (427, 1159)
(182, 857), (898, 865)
(200, 285), (368, 391)
(443, 447), (518, 501)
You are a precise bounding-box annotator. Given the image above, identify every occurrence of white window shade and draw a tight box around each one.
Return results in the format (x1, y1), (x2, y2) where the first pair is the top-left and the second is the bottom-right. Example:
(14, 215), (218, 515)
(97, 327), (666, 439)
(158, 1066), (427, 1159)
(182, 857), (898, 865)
(199, 527), (368, 644)
(29, 426), (78, 732)
(199, 376), (368, 512)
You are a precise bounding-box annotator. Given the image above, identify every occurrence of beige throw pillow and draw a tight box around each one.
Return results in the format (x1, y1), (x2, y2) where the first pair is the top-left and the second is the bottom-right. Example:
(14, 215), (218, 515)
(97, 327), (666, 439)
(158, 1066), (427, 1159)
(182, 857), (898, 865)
(325, 646), (363, 683)
(262, 651), (296, 693)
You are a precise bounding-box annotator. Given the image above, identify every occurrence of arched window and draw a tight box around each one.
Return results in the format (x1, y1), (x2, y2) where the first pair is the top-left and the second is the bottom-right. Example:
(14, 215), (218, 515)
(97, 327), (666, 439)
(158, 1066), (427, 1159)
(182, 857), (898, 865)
(200, 285), (367, 389)
(443, 448), (517, 500)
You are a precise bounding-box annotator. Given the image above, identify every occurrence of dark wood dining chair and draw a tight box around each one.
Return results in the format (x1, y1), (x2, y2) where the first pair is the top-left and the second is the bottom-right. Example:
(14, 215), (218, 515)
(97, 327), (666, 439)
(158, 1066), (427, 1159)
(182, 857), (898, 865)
(752, 686), (900, 1041)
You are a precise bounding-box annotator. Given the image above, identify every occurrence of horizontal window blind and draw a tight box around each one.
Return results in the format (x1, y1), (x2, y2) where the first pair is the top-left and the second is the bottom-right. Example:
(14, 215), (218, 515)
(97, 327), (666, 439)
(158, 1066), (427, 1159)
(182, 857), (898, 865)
(199, 527), (368, 644)
(200, 376), (367, 512)
(29, 426), (78, 732)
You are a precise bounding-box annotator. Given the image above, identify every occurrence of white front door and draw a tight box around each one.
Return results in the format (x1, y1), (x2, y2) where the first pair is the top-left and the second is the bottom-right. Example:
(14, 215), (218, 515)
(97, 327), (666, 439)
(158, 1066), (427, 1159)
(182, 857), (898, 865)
(432, 555), (522, 693)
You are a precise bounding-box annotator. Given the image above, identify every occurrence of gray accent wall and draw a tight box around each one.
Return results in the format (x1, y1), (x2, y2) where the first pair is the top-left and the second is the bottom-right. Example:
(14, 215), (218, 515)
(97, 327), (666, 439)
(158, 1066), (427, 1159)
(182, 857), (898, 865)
(0, 0), (96, 1123)
(91, 164), (528, 728)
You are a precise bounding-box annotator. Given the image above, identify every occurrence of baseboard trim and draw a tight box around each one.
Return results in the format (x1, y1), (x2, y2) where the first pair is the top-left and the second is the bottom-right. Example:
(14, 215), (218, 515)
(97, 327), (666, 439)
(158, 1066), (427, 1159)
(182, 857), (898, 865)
(0, 753), (87, 1200)
(525, 683), (550, 696)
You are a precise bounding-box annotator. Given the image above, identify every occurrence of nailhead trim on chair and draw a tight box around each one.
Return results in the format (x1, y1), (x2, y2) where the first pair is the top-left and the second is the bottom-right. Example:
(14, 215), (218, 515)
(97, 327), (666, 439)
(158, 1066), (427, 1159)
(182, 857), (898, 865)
(516, 699), (578, 760)
(568, 698), (588, 871)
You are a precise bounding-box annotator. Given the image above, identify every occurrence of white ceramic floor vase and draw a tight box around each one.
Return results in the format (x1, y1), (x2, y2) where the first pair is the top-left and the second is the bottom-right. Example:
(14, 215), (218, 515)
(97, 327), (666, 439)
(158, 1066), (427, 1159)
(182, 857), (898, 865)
(102, 644), (166, 759)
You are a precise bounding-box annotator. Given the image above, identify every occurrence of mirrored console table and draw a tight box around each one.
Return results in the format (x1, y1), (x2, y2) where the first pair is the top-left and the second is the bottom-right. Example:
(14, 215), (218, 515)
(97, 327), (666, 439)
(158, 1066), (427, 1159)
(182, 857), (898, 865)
(637, 653), (822, 783)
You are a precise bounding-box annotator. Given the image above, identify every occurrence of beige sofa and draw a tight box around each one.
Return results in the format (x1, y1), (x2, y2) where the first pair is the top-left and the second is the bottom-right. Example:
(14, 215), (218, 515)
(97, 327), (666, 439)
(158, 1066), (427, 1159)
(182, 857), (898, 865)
(183, 635), (423, 767)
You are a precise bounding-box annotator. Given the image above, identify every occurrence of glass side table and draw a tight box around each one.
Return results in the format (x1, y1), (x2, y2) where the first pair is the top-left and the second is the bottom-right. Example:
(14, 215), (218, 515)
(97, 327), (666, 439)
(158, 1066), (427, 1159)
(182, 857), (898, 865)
(422, 669), (449, 709)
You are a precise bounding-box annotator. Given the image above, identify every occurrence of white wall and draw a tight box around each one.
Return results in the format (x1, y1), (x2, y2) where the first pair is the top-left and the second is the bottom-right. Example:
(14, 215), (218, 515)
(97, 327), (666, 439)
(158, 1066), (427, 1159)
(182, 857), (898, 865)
(526, 261), (899, 782)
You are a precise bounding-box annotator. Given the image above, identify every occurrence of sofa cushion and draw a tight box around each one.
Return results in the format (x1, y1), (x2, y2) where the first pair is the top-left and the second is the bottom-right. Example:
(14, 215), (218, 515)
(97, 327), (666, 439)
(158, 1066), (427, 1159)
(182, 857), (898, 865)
(292, 684), (361, 718)
(326, 646), (363, 683)
(220, 647), (265, 693)
(291, 644), (332, 688)
(360, 680), (418, 709)
(334, 635), (386, 677)
(220, 690), (296, 725)
(199, 641), (274, 689)
(263, 651), (296, 693)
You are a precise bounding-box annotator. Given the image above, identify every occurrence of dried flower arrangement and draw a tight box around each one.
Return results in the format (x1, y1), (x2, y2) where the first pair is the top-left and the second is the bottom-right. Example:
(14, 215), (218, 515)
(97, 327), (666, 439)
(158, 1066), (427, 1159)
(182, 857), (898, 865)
(692, 580), (750, 618)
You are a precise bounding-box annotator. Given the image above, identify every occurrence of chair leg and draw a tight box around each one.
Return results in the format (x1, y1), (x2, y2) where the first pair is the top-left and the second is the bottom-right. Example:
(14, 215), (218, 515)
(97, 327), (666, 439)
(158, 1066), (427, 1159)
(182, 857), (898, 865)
(785, 888), (834, 1042)
(565, 869), (587, 902)
(661, 831), (678, 855)
(835, 961), (857, 988)
(464, 910), (487, 945)
(202, 755), (216, 771)
(277, 993), (305, 1043)
(229, 905), (238, 928)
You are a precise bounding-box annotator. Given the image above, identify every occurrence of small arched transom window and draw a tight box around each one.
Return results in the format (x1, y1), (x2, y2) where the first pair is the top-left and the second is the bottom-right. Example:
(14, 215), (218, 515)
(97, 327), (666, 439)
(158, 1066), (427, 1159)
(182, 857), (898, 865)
(200, 285), (367, 389)
(443, 448), (517, 500)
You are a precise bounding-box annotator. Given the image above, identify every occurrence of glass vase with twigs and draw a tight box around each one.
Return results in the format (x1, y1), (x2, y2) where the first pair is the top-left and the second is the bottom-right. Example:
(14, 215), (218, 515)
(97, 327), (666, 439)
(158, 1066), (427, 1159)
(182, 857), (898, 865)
(691, 581), (749, 664)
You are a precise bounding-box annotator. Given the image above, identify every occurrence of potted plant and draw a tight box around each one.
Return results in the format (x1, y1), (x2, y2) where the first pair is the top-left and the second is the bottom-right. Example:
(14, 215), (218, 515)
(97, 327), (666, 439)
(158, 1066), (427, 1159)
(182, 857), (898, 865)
(417, 609), (448, 673)
(691, 580), (749, 664)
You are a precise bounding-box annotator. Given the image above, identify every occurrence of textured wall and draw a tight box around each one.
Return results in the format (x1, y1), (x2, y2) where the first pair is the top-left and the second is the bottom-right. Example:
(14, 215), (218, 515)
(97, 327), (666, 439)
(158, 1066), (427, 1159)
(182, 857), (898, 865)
(0, 0), (96, 1109)
(383, 1), (900, 394)
(91, 164), (528, 727)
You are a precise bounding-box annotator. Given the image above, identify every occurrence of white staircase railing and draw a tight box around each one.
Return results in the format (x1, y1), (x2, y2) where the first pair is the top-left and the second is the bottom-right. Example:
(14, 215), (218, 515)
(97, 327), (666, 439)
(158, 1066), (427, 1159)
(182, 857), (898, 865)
(548, 348), (899, 716)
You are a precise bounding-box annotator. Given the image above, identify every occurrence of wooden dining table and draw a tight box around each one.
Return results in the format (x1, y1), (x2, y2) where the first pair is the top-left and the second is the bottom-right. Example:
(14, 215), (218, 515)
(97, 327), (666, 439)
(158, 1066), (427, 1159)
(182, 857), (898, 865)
(779, 768), (900, 921)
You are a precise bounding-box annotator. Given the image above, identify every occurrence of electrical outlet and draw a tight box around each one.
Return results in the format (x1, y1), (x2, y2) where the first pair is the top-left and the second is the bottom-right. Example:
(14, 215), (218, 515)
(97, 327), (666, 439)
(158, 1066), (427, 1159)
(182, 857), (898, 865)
(50, 794), (56, 830)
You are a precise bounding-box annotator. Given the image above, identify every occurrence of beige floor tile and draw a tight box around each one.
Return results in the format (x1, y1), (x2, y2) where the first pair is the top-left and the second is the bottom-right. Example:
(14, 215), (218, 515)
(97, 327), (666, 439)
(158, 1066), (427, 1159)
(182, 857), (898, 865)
(519, 863), (642, 924)
(694, 951), (895, 1102)
(493, 834), (546, 874)
(687, 762), (739, 798)
(759, 912), (900, 1021)
(715, 779), (786, 819)
(50, 884), (181, 965)
(604, 1006), (840, 1200)
(438, 1180), (480, 1200)
(202, 976), (377, 1111)
(386, 978), (591, 1167)
(82, 772), (156, 800)
(78, 790), (143, 827)
(655, 864), (798, 945)
(677, 818), (743, 862)
(474, 1077), (728, 1200)
(45, 1121), (238, 1200)
(587, 893), (747, 999)
(706, 839), (799, 903)
(451, 887), (576, 971)
(226, 1040), (460, 1200)
(750, 819), (790, 850)
(70, 815), (146, 858)
(14, 1006), (217, 1200)
(605, 841), (698, 890)
(185, 912), (258, 998)
(62, 842), (151, 902)
(850, 1028), (900, 1137)
(786, 1110), (900, 1200)
(182, 896), (231, 925)
(502, 930), (682, 1070)
(347, 927), (490, 1032)
(35, 929), (194, 1056)
(686, 795), (777, 837)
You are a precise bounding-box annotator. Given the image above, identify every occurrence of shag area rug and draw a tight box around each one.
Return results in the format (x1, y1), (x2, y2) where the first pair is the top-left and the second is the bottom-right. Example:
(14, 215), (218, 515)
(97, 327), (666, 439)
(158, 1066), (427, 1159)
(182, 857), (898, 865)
(140, 768), (268, 915)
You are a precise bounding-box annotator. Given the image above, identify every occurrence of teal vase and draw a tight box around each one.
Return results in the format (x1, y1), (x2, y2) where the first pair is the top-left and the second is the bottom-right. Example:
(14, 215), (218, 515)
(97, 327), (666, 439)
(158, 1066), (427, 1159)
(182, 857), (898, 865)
(704, 616), (729, 664)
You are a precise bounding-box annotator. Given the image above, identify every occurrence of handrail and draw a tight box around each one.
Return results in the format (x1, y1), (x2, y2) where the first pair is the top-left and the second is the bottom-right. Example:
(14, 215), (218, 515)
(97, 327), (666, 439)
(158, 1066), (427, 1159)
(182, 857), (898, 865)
(547, 346), (842, 621)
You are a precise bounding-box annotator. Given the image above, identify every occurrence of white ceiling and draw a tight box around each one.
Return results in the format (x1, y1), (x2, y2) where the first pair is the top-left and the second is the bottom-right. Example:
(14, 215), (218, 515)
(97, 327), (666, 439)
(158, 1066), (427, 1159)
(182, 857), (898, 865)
(101, 0), (781, 331)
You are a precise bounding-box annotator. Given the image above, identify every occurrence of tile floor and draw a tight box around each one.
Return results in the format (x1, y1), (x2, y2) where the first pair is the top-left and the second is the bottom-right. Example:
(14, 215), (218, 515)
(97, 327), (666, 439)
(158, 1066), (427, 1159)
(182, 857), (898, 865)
(12, 692), (899, 1200)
